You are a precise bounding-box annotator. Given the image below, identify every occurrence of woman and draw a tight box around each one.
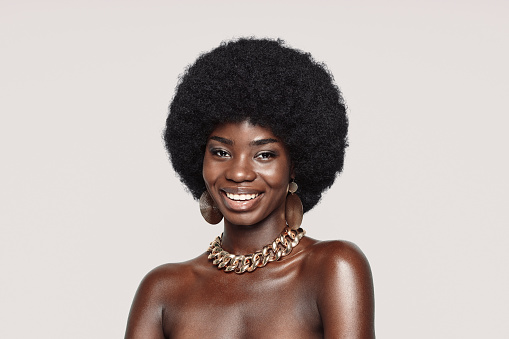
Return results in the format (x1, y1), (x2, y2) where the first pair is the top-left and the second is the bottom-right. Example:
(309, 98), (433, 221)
(125, 38), (375, 338)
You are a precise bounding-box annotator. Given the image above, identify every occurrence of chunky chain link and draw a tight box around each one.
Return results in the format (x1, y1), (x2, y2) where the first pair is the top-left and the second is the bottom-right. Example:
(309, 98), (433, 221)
(207, 227), (306, 274)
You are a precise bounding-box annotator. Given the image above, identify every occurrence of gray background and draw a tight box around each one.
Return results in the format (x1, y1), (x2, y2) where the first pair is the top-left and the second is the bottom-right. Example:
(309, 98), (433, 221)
(1, 0), (508, 338)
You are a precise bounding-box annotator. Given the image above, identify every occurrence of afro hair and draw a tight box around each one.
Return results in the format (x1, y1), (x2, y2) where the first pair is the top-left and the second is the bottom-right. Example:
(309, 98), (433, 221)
(164, 38), (348, 213)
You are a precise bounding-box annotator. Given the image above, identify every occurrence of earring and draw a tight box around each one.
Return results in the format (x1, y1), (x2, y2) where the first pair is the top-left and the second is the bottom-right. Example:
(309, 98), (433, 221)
(199, 191), (223, 225)
(285, 180), (303, 230)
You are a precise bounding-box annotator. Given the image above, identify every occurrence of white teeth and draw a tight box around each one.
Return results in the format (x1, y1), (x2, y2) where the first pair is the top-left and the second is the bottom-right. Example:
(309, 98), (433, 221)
(225, 192), (259, 201)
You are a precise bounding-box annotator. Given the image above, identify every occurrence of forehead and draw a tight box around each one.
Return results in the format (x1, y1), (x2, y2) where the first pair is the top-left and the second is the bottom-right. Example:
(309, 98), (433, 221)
(208, 121), (279, 142)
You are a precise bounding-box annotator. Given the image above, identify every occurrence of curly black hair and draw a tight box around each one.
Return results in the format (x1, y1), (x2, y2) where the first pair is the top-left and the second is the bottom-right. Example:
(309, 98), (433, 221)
(164, 38), (348, 213)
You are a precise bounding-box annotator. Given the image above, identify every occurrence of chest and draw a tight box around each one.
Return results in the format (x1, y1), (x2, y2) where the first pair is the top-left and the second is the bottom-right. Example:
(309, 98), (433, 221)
(163, 268), (322, 338)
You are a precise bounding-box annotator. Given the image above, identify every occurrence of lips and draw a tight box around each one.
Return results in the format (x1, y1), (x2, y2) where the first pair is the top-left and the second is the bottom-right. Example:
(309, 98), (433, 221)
(225, 192), (259, 201)
(219, 188), (263, 211)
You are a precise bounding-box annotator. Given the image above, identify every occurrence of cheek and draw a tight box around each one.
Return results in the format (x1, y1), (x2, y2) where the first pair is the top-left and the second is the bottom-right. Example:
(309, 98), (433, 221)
(202, 155), (216, 187)
(261, 163), (291, 189)
(265, 172), (287, 188)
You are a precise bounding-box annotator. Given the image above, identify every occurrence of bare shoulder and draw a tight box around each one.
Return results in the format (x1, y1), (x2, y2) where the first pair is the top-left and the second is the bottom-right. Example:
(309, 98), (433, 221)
(141, 259), (195, 285)
(306, 239), (371, 272)
(134, 253), (208, 299)
(125, 253), (209, 338)
(305, 239), (373, 294)
(302, 239), (375, 338)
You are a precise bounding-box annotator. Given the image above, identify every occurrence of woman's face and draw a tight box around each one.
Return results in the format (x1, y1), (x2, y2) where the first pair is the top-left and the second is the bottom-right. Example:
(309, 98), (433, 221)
(203, 121), (292, 226)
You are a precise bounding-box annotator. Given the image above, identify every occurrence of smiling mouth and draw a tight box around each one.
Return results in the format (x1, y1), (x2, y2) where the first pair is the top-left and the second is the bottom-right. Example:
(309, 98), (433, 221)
(225, 192), (260, 201)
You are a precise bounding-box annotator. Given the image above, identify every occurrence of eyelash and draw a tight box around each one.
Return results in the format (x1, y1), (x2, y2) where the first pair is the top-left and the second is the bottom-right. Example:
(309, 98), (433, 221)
(209, 149), (276, 160)
(255, 151), (276, 160)
(211, 149), (230, 158)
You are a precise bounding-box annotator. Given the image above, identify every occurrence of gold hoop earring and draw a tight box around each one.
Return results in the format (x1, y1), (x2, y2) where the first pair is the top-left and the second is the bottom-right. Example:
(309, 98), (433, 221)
(285, 180), (303, 230)
(199, 191), (223, 225)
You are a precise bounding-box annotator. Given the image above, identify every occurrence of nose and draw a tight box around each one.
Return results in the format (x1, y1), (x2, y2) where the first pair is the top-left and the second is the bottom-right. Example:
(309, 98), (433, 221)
(225, 155), (256, 182)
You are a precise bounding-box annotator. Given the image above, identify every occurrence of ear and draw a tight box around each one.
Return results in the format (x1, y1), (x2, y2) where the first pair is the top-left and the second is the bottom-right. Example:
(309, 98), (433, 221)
(290, 163), (295, 180)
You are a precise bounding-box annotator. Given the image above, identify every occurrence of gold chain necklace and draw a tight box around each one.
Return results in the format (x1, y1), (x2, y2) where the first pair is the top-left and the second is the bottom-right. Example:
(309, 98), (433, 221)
(207, 227), (306, 274)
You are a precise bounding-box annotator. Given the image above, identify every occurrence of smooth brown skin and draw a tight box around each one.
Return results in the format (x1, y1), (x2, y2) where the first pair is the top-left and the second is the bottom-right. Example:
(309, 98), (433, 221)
(125, 122), (375, 338)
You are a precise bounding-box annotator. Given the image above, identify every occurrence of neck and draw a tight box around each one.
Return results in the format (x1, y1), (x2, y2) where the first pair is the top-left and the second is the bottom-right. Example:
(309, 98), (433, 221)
(220, 211), (287, 254)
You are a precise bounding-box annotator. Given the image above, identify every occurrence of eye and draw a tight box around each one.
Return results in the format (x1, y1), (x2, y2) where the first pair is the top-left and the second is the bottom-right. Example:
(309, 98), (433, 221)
(211, 149), (230, 158)
(255, 151), (276, 160)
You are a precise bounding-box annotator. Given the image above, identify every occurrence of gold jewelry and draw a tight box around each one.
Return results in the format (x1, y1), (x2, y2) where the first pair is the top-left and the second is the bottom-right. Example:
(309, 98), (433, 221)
(199, 191), (223, 224)
(285, 180), (303, 230)
(207, 227), (306, 274)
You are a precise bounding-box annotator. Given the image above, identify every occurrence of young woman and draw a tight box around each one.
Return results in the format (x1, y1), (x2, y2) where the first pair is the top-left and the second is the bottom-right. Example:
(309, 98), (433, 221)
(125, 38), (375, 338)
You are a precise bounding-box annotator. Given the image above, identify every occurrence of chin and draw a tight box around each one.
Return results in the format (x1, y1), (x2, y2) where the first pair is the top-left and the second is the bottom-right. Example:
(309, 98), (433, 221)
(223, 214), (263, 227)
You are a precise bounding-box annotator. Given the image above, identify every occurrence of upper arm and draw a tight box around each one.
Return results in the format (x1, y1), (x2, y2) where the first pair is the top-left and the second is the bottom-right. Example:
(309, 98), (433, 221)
(316, 241), (375, 339)
(125, 268), (166, 339)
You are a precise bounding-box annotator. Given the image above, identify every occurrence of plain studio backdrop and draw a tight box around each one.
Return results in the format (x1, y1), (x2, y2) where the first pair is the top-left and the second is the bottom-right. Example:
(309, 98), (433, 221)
(1, 1), (507, 338)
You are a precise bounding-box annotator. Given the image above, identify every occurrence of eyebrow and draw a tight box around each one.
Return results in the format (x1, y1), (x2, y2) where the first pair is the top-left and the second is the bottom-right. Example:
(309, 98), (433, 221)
(209, 136), (233, 145)
(208, 136), (279, 146)
(249, 138), (279, 146)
